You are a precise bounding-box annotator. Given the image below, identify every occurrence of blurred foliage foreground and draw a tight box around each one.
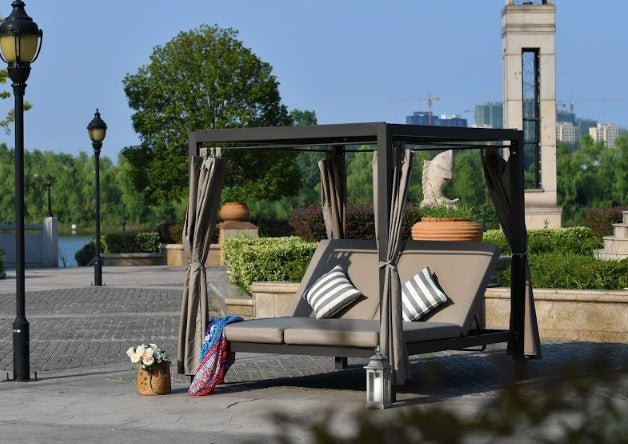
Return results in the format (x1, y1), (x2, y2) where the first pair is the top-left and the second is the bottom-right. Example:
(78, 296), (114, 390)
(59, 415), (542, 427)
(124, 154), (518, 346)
(273, 357), (627, 444)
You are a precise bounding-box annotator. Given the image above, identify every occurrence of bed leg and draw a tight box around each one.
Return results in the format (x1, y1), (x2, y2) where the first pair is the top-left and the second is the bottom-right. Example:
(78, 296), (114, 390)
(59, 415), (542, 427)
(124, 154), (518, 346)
(334, 357), (348, 369)
(391, 385), (397, 403)
(514, 357), (528, 380)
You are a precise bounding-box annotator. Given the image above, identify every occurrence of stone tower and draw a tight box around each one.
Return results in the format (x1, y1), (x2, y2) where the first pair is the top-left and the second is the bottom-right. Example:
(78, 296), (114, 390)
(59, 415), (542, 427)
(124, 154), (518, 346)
(502, 0), (562, 228)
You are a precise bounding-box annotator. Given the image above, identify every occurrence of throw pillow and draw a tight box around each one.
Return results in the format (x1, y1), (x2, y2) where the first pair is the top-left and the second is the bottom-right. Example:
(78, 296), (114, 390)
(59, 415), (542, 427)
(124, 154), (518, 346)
(401, 267), (449, 321)
(304, 265), (362, 319)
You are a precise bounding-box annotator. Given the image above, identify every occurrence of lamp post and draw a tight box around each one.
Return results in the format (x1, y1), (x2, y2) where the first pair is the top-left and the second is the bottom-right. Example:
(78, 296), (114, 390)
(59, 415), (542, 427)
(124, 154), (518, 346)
(0, 0), (43, 382)
(87, 109), (107, 286)
(121, 215), (127, 234)
(44, 174), (53, 217)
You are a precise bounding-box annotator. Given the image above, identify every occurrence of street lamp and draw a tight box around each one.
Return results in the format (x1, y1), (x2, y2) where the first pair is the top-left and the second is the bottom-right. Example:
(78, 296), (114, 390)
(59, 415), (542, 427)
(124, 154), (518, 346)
(44, 174), (53, 217)
(121, 214), (127, 234)
(0, 0), (43, 382)
(87, 109), (107, 286)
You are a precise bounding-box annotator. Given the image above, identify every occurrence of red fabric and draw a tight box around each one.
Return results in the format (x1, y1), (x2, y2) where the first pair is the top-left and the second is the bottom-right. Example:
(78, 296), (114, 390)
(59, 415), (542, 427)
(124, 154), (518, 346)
(188, 336), (233, 396)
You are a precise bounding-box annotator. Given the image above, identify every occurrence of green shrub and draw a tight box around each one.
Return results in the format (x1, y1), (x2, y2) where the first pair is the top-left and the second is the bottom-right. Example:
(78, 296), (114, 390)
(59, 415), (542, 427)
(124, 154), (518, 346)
(135, 232), (160, 253)
(483, 226), (601, 256)
(101, 232), (160, 253)
(75, 239), (104, 266)
(222, 236), (317, 294)
(291, 204), (421, 241)
(102, 233), (136, 253)
(497, 254), (628, 290)
(419, 204), (478, 220)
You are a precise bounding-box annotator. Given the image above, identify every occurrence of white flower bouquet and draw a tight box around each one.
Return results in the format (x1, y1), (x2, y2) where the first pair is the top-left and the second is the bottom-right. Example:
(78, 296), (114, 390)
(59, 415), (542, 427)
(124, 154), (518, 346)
(127, 343), (170, 372)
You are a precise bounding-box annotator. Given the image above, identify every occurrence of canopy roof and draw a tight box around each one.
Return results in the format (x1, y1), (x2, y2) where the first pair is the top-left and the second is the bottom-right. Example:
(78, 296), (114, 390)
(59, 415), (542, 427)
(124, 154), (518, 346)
(188, 122), (519, 153)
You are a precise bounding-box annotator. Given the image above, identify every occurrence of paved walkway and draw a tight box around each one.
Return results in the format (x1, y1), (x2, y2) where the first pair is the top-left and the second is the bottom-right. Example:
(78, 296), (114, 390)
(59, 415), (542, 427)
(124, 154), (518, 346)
(0, 266), (626, 442)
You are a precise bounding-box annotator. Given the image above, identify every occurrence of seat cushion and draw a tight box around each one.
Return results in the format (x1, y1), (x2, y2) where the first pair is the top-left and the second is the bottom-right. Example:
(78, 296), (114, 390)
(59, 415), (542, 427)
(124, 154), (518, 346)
(283, 318), (462, 348)
(224, 317), (306, 344)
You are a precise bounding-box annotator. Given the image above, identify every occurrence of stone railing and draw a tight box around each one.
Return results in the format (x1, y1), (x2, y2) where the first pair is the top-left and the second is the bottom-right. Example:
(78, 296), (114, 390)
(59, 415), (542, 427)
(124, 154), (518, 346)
(0, 217), (58, 268)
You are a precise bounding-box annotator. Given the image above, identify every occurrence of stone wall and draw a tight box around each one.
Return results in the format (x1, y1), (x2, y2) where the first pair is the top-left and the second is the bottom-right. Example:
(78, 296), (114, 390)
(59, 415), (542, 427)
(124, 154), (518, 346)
(248, 282), (628, 343)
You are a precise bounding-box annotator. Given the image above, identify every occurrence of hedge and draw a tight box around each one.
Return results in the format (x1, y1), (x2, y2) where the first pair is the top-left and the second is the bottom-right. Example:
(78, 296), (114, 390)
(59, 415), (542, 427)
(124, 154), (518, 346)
(102, 232), (160, 253)
(75, 232), (160, 266)
(483, 227), (602, 256)
(291, 204), (422, 241)
(222, 236), (317, 294)
(497, 254), (628, 290)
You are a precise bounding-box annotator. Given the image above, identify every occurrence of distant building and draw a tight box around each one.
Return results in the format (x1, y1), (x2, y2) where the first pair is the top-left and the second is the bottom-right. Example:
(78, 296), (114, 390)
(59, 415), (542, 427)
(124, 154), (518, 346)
(589, 123), (623, 148)
(556, 109), (576, 124)
(556, 121), (580, 144)
(474, 102), (503, 128)
(406, 111), (468, 127)
(577, 118), (597, 137)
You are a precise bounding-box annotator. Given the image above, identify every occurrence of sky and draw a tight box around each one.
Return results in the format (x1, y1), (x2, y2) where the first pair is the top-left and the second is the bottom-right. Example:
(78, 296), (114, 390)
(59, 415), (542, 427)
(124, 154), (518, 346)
(0, 0), (626, 157)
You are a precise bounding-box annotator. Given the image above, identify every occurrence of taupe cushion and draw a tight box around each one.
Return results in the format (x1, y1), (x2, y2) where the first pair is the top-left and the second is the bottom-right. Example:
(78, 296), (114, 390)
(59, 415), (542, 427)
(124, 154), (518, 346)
(283, 318), (462, 348)
(224, 317), (305, 344)
(290, 240), (499, 334)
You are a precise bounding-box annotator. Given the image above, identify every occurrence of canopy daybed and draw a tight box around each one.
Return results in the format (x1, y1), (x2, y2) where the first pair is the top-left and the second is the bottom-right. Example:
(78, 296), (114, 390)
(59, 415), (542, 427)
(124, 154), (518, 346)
(177, 122), (541, 400)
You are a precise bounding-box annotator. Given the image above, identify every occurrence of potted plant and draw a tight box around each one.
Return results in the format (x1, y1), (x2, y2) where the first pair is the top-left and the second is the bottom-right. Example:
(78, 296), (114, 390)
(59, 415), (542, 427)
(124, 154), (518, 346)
(219, 187), (251, 222)
(127, 343), (171, 395)
(411, 204), (483, 242)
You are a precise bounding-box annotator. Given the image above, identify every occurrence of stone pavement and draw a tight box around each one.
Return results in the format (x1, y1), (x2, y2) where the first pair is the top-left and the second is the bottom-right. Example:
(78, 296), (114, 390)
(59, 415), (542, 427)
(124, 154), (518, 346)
(0, 266), (626, 442)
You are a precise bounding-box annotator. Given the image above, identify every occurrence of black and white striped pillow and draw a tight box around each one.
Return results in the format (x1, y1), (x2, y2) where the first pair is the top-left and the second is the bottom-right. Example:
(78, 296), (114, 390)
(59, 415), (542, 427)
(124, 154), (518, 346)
(401, 267), (449, 321)
(304, 265), (362, 319)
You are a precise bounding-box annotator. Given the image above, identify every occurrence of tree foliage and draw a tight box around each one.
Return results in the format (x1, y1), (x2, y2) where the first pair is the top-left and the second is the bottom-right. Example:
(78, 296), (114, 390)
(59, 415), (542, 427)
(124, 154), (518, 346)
(122, 25), (299, 204)
(0, 144), (183, 230)
(557, 134), (627, 225)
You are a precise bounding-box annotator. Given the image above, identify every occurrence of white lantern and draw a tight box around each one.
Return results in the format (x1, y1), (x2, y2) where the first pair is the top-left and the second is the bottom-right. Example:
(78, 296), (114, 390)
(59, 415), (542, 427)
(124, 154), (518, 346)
(364, 345), (392, 409)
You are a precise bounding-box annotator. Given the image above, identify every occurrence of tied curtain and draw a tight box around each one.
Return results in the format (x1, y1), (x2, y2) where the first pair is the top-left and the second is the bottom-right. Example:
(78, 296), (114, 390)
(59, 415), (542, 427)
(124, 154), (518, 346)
(178, 153), (226, 375)
(318, 149), (347, 239)
(481, 148), (541, 358)
(373, 147), (415, 384)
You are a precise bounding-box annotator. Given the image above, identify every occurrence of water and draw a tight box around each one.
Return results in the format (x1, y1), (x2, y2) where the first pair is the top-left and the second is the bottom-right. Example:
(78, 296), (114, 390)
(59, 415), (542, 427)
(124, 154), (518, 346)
(58, 235), (92, 268)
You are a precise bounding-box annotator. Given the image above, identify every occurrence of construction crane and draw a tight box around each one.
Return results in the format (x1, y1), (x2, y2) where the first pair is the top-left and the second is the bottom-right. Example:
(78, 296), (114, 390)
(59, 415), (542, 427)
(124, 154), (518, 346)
(390, 91), (440, 125)
(558, 96), (628, 115)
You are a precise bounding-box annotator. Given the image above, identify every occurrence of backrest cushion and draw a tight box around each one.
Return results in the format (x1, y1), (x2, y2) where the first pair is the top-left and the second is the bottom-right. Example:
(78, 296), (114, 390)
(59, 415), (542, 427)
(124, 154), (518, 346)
(401, 267), (449, 321)
(291, 239), (499, 334)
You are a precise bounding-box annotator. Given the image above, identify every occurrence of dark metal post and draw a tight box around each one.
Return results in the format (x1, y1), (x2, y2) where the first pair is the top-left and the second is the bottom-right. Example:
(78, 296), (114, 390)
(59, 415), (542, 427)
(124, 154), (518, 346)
(12, 74), (29, 381)
(0, 0), (43, 383)
(44, 174), (53, 217)
(93, 142), (102, 286)
(509, 134), (527, 365)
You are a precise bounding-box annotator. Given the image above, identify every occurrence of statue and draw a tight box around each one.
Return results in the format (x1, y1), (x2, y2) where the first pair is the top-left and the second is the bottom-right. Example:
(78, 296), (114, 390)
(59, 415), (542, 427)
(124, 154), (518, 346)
(420, 150), (459, 208)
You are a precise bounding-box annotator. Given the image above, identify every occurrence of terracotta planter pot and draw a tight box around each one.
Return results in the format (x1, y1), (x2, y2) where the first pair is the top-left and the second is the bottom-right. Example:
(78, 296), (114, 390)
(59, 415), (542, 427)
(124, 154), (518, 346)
(219, 201), (250, 222)
(411, 218), (483, 242)
(135, 361), (171, 395)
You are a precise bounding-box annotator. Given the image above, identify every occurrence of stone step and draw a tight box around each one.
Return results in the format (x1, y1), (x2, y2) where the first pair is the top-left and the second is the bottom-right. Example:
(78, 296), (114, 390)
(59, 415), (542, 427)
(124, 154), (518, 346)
(593, 249), (628, 261)
(602, 236), (628, 254)
(613, 223), (628, 239)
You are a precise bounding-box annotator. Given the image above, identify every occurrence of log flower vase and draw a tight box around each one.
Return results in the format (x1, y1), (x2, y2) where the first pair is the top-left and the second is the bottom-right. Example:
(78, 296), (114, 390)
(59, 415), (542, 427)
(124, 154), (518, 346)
(411, 218), (483, 242)
(136, 361), (171, 396)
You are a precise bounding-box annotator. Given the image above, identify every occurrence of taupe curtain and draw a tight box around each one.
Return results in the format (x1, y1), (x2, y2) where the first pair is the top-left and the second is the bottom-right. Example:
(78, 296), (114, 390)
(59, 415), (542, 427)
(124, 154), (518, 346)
(178, 153), (226, 375)
(481, 148), (541, 358)
(374, 148), (415, 384)
(318, 149), (346, 239)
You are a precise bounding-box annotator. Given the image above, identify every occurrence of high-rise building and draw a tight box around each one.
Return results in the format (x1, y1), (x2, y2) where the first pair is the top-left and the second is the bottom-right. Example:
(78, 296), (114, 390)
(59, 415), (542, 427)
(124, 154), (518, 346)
(589, 123), (623, 148)
(556, 121), (580, 144)
(556, 109), (575, 123)
(406, 112), (467, 127)
(474, 102), (503, 128)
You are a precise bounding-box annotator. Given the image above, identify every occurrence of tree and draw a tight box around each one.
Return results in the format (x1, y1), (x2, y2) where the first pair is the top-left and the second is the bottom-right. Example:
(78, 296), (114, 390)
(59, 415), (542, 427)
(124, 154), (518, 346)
(122, 25), (299, 205)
